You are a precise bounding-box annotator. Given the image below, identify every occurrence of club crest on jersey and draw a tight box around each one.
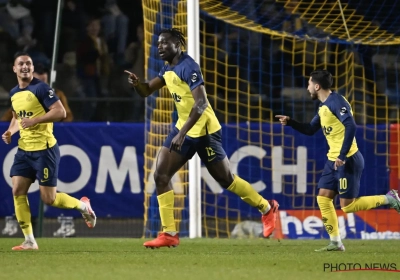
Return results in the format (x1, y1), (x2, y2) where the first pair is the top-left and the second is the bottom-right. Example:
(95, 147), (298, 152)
(191, 72), (198, 83)
(323, 125), (332, 136)
(340, 107), (347, 115)
(26, 93), (33, 102)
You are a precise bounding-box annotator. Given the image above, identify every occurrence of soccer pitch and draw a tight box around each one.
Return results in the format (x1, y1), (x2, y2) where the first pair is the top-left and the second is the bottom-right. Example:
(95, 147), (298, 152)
(0, 238), (399, 280)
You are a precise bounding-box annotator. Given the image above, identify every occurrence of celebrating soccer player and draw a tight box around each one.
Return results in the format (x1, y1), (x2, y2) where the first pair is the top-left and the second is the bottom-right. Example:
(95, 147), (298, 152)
(276, 69), (400, 252)
(1, 52), (96, 250)
(126, 28), (279, 248)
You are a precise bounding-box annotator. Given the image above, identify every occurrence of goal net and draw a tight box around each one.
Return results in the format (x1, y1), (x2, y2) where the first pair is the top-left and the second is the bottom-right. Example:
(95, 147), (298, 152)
(142, 0), (400, 239)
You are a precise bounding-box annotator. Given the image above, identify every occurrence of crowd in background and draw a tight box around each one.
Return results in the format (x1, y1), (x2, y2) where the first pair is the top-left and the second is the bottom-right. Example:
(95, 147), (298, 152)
(0, 0), (144, 122)
(0, 0), (398, 123)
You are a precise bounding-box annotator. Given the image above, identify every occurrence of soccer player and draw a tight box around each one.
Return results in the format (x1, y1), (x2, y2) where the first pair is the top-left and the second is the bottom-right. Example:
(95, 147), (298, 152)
(1, 52), (96, 251)
(276, 69), (400, 252)
(125, 28), (279, 248)
(1, 63), (74, 122)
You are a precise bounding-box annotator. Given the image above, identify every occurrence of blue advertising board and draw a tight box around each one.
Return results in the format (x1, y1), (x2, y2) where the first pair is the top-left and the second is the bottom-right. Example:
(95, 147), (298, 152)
(0, 123), (389, 220)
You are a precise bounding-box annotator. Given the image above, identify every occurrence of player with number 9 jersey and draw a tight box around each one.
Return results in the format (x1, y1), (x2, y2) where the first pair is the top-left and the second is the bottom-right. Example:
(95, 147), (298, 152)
(1, 52), (96, 251)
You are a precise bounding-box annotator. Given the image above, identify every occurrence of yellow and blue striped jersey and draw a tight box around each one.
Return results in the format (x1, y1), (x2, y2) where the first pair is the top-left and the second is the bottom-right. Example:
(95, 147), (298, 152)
(10, 78), (59, 151)
(158, 53), (221, 137)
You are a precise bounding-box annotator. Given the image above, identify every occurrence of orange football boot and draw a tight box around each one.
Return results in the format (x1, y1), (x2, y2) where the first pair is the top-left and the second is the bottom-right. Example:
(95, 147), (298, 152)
(80, 197), (97, 228)
(143, 233), (180, 249)
(262, 199), (279, 238)
(12, 240), (39, 251)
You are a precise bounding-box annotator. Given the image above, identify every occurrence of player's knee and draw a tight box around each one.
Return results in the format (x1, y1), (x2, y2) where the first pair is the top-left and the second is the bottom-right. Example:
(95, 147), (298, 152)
(12, 188), (26, 196)
(210, 173), (234, 189)
(341, 203), (355, 213)
(154, 172), (171, 188)
(41, 193), (56, 205)
(218, 178), (234, 189)
(340, 198), (356, 212)
(12, 185), (31, 196)
(341, 206), (351, 213)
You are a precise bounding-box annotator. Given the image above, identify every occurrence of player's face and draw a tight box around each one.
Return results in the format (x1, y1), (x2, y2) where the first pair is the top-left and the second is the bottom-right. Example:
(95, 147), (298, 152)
(13, 56), (34, 82)
(307, 77), (319, 100)
(157, 33), (179, 61)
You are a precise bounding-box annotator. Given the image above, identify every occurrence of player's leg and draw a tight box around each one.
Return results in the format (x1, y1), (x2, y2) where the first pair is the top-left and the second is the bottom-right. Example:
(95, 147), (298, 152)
(339, 151), (399, 213)
(144, 128), (192, 248)
(197, 130), (279, 238)
(10, 148), (38, 250)
(11, 176), (39, 250)
(39, 186), (96, 228)
(36, 144), (96, 228)
(153, 147), (188, 230)
(315, 160), (344, 252)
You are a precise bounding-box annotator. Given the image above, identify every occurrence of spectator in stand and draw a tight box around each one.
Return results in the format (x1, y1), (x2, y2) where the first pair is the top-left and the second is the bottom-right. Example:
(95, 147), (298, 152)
(101, 0), (129, 66)
(0, 0), (36, 50)
(123, 24), (145, 121)
(76, 17), (110, 121)
(58, 0), (87, 62)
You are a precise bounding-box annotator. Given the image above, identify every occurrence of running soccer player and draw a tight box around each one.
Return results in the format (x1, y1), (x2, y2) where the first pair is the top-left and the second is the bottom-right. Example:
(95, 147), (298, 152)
(276, 69), (400, 252)
(1, 52), (96, 251)
(125, 28), (279, 248)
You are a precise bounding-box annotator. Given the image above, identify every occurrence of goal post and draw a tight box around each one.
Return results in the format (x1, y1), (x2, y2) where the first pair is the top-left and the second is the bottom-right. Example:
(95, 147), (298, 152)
(187, 0), (202, 238)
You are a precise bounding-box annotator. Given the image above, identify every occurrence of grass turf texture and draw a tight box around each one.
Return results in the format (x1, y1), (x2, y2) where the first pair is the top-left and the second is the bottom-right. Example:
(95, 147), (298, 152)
(0, 238), (399, 280)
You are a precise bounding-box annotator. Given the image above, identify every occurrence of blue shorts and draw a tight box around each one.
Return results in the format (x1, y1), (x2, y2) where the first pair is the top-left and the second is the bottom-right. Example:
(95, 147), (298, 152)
(318, 150), (364, 198)
(10, 143), (60, 187)
(163, 127), (227, 164)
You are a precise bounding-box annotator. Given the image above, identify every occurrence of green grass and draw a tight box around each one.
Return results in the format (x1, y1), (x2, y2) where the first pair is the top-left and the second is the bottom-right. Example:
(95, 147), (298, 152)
(0, 238), (399, 280)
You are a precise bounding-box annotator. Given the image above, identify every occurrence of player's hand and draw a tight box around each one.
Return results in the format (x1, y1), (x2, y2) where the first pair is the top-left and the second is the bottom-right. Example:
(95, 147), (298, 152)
(124, 70), (140, 87)
(169, 132), (186, 153)
(2, 130), (11, 144)
(334, 158), (345, 170)
(275, 115), (290, 125)
(20, 118), (37, 129)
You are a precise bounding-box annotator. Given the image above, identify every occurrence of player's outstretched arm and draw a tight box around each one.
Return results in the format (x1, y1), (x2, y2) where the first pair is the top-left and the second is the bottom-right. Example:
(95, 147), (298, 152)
(275, 114), (321, 136)
(275, 115), (290, 125)
(124, 70), (165, 97)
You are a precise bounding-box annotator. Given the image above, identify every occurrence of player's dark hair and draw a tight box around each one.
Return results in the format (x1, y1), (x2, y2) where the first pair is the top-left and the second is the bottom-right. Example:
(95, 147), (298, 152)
(159, 28), (186, 48)
(14, 51), (31, 63)
(310, 69), (333, 90)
